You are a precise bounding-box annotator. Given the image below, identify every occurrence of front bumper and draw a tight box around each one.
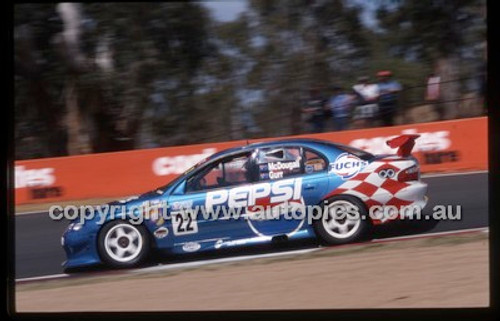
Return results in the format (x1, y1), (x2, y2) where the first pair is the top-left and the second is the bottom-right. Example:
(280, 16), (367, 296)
(61, 227), (102, 269)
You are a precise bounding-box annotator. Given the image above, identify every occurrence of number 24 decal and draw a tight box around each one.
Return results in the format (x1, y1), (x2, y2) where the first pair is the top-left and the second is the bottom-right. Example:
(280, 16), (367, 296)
(172, 212), (198, 235)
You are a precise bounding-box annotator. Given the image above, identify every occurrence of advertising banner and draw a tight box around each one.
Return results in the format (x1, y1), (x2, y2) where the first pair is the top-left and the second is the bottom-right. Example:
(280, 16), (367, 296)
(14, 117), (488, 204)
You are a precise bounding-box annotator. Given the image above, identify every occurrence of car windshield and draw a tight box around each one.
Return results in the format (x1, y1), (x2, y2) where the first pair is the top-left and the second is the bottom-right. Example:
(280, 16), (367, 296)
(139, 160), (207, 197)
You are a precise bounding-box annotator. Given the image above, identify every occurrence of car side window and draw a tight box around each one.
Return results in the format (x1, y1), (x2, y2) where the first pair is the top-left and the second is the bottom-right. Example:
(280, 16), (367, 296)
(186, 153), (252, 192)
(257, 147), (302, 181)
(303, 148), (327, 174)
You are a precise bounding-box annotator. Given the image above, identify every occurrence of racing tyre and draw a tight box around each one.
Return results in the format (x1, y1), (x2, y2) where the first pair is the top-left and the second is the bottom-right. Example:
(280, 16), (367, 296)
(313, 195), (371, 245)
(98, 220), (150, 268)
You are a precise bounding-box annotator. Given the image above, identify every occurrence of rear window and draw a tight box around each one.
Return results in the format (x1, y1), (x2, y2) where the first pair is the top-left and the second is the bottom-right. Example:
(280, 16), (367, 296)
(303, 149), (327, 173)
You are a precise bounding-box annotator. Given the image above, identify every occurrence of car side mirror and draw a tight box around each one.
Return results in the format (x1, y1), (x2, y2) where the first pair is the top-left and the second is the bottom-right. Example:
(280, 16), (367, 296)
(172, 180), (187, 195)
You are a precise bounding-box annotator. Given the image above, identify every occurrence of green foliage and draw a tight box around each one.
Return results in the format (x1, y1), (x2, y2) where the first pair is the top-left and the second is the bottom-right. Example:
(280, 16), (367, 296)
(14, 1), (485, 159)
(376, 0), (485, 62)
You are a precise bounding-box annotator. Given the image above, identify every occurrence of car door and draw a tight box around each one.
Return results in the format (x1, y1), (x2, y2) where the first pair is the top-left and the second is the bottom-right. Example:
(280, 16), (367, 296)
(248, 145), (331, 237)
(248, 146), (305, 236)
(166, 151), (256, 246)
(300, 146), (331, 205)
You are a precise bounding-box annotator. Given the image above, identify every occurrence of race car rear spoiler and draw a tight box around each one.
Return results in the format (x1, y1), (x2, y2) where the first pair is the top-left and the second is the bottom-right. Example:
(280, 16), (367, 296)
(386, 134), (420, 157)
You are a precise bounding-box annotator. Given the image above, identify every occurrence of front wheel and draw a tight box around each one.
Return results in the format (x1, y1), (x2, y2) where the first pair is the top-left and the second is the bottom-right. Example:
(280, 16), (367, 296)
(97, 220), (150, 268)
(313, 195), (371, 245)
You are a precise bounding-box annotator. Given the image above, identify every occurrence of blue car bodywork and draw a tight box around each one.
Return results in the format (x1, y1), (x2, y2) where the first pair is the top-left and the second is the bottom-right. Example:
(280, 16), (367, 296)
(62, 138), (427, 269)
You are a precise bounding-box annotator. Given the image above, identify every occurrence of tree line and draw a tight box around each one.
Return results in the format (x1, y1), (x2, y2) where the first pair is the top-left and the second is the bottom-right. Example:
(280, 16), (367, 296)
(14, 0), (486, 159)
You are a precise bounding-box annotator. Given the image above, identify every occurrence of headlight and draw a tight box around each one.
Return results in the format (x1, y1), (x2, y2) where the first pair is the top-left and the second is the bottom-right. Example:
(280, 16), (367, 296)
(72, 223), (84, 231)
(67, 222), (84, 231)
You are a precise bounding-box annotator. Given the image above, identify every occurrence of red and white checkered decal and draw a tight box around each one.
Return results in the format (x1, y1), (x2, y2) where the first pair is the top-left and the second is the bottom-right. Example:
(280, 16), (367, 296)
(325, 157), (421, 224)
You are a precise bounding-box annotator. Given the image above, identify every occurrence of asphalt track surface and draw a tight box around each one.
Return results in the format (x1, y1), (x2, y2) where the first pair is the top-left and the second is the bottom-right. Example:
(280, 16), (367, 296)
(15, 172), (488, 279)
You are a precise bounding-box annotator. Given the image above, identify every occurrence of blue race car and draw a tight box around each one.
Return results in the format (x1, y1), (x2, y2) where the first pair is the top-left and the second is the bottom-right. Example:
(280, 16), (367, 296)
(62, 136), (428, 269)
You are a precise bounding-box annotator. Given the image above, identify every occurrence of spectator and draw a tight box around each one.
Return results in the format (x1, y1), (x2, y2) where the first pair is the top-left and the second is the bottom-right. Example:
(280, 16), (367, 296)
(353, 76), (379, 103)
(377, 70), (402, 126)
(426, 72), (443, 119)
(302, 87), (328, 133)
(328, 85), (353, 131)
(351, 76), (379, 128)
(426, 72), (441, 101)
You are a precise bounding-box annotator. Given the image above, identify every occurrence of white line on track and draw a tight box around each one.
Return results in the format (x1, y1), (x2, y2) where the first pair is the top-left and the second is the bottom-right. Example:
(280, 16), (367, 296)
(132, 248), (319, 275)
(15, 227), (488, 283)
(15, 210), (51, 216)
(372, 227), (488, 241)
(16, 273), (70, 283)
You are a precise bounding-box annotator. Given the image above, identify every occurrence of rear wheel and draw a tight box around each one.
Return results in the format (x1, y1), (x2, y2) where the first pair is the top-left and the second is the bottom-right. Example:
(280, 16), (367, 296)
(313, 195), (371, 245)
(98, 220), (150, 268)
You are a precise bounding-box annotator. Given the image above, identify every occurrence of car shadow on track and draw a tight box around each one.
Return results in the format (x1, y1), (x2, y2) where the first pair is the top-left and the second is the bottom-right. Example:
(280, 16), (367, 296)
(371, 218), (440, 240)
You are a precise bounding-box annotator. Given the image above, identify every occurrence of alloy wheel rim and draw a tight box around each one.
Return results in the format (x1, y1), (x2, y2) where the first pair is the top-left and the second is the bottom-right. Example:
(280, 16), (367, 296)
(104, 224), (143, 262)
(322, 200), (361, 239)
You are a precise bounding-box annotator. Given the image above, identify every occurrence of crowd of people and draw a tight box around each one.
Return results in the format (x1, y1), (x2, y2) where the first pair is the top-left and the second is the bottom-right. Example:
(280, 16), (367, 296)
(302, 70), (403, 133)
